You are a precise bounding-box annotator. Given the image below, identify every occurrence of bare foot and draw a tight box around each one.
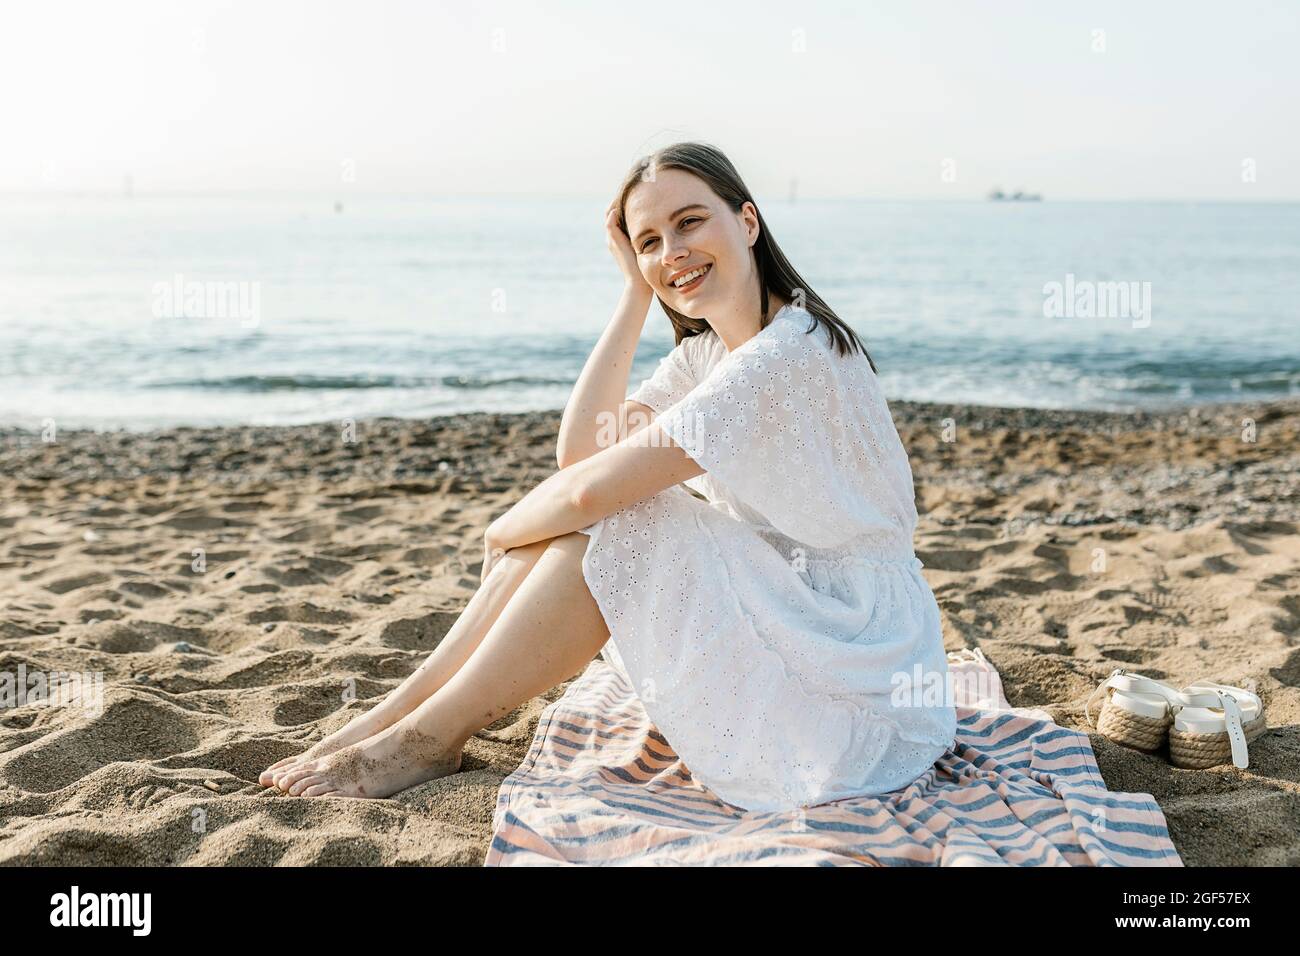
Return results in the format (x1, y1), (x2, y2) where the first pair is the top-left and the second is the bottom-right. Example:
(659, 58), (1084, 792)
(273, 719), (463, 799)
(260, 737), (347, 790)
(259, 713), (387, 790)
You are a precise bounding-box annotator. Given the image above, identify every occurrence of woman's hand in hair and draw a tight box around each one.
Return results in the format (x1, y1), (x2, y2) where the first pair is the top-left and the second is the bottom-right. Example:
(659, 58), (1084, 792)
(606, 197), (651, 294)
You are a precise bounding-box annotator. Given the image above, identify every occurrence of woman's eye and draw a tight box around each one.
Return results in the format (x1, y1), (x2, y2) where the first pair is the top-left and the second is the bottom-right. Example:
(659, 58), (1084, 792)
(640, 218), (701, 252)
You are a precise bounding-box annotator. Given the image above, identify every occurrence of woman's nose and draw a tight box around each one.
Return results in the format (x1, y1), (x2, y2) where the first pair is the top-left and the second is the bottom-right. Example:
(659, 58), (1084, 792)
(661, 236), (689, 264)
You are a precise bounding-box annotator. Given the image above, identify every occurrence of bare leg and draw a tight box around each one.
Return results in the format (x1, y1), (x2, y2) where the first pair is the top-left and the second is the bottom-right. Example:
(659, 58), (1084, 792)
(260, 536), (554, 789)
(278, 531), (609, 798)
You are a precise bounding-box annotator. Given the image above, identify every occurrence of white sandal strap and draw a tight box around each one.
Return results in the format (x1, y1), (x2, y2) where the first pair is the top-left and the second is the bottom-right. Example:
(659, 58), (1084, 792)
(1085, 669), (1139, 726)
(1217, 691), (1249, 769)
(1181, 680), (1259, 768)
(1085, 668), (1184, 726)
(1183, 679), (1260, 711)
(1179, 688), (1251, 769)
(1084, 674), (1116, 727)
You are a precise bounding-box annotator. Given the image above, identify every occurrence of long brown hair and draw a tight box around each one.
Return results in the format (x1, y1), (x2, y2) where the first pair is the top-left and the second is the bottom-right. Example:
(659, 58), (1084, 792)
(615, 141), (877, 373)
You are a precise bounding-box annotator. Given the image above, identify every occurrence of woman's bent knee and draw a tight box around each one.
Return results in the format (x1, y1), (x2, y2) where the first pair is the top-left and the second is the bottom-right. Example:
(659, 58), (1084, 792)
(545, 530), (591, 554)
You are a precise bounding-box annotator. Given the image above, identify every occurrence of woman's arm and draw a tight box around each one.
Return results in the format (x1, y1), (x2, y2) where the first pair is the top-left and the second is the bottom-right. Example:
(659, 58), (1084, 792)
(556, 283), (654, 470)
(487, 419), (706, 556)
(556, 199), (660, 470)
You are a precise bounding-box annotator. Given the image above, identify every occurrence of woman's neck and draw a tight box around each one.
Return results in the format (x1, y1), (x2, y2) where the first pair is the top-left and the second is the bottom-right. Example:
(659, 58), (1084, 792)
(711, 290), (788, 353)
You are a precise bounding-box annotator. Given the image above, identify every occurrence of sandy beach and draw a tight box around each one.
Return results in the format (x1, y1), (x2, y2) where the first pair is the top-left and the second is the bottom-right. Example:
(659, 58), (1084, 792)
(1, 398), (1297, 866)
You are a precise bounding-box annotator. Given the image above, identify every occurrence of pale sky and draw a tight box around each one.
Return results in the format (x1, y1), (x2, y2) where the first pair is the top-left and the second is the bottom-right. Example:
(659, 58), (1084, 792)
(2, 0), (1296, 199)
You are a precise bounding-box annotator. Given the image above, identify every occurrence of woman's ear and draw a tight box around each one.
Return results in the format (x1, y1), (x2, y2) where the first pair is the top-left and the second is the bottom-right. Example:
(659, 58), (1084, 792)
(741, 201), (761, 247)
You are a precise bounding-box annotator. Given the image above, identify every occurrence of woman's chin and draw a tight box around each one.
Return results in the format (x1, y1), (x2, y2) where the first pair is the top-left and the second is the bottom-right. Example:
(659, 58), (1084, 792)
(671, 290), (708, 316)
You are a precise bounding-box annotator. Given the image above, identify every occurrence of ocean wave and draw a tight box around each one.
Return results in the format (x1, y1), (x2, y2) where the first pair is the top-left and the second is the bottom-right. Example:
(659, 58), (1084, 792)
(140, 373), (575, 391)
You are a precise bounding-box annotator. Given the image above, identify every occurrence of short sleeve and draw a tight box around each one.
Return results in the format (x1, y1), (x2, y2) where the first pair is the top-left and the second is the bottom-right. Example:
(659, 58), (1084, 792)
(626, 338), (697, 413)
(653, 316), (916, 549)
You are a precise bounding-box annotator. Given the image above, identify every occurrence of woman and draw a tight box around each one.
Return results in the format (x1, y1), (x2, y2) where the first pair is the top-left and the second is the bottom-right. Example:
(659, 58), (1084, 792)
(259, 142), (957, 810)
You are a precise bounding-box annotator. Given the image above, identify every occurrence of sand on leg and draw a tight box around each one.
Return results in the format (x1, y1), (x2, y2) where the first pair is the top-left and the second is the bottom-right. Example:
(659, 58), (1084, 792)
(279, 530), (609, 798)
(260, 535), (554, 789)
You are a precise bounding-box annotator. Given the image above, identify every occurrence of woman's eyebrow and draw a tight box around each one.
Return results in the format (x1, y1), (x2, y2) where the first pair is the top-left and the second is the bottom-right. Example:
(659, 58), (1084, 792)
(632, 204), (707, 244)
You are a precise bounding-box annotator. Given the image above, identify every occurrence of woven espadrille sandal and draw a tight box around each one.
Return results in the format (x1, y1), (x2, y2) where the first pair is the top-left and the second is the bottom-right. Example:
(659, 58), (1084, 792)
(1084, 668), (1184, 754)
(1168, 680), (1266, 770)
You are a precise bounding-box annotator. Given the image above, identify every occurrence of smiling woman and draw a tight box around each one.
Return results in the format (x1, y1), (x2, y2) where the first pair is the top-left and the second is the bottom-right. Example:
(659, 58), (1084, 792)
(258, 141), (940, 812)
(612, 145), (876, 371)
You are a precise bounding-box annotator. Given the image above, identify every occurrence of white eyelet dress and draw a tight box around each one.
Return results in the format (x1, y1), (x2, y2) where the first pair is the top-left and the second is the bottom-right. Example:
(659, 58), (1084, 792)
(577, 304), (957, 813)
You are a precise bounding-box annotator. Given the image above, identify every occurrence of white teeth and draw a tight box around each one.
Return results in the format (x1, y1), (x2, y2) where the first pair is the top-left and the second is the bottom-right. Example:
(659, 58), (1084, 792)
(672, 265), (710, 288)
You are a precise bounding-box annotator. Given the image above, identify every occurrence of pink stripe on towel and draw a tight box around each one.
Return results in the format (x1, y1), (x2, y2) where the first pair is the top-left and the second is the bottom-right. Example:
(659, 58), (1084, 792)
(485, 651), (1182, 867)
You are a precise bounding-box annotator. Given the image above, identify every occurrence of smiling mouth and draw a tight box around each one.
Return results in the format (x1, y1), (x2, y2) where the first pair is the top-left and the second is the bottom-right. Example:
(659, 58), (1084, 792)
(671, 263), (712, 293)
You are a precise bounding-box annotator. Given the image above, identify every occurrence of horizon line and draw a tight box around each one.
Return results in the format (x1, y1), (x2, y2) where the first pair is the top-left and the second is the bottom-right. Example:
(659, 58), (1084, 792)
(2, 189), (1297, 204)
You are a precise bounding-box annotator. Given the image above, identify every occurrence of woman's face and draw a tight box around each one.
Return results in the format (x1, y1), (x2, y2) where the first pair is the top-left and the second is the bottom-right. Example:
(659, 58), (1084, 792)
(624, 168), (757, 317)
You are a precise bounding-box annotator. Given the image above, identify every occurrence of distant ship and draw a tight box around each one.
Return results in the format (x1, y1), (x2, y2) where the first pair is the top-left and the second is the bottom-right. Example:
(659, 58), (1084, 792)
(988, 187), (1042, 202)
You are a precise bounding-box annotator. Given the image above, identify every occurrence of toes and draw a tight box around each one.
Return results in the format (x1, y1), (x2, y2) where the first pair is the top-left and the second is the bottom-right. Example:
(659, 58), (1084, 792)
(259, 758), (299, 786)
(272, 759), (317, 787)
(269, 768), (295, 790)
(301, 783), (338, 798)
(288, 774), (325, 796)
(276, 765), (319, 792)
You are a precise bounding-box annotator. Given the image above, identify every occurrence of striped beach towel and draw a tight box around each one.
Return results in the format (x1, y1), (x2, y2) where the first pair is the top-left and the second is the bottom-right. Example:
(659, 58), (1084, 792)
(484, 648), (1182, 866)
